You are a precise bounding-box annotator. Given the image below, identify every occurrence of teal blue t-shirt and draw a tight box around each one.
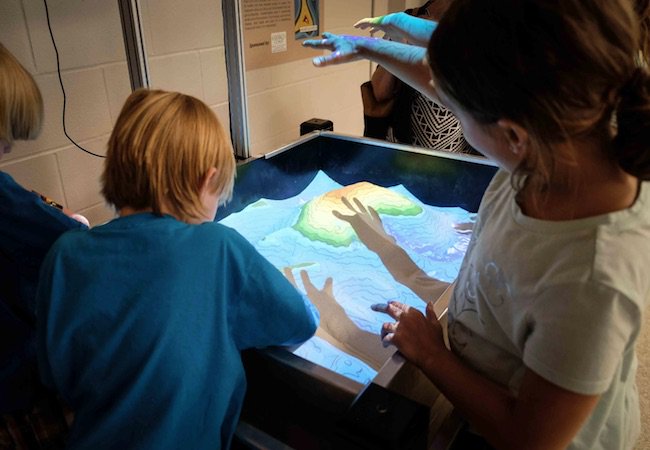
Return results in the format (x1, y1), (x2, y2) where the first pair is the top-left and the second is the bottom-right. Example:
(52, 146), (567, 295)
(36, 213), (318, 449)
(0, 171), (86, 412)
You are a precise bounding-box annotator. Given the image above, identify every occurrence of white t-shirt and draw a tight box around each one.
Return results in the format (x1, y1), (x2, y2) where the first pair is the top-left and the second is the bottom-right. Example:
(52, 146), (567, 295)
(449, 170), (650, 450)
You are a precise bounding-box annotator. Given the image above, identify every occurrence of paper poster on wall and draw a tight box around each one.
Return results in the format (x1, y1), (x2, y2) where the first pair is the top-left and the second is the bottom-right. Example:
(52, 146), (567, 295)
(242, 0), (324, 70)
(294, 0), (319, 39)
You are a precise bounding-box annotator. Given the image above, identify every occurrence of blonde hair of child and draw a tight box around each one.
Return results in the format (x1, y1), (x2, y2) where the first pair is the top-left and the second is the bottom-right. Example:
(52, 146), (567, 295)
(102, 89), (236, 223)
(0, 42), (43, 144)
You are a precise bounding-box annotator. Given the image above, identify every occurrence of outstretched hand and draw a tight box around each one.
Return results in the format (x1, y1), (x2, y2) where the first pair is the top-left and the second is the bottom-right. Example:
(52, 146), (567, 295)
(354, 12), (436, 47)
(354, 15), (390, 34)
(354, 13), (409, 42)
(284, 267), (334, 310)
(333, 196), (396, 254)
(303, 32), (372, 67)
(371, 300), (446, 369)
(284, 267), (396, 369)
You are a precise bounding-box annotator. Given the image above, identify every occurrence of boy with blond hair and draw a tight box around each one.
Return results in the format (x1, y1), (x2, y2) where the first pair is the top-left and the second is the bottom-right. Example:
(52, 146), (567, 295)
(36, 89), (318, 449)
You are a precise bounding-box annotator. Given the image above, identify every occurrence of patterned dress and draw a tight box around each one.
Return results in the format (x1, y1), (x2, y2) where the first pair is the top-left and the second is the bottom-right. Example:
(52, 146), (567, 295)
(387, 86), (473, 153)
(384, 0), (475, 154)
(410, 91), (472, 152)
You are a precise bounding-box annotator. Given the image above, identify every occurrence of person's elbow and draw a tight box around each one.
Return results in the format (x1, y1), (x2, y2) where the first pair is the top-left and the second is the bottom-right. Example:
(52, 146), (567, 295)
(303, 299), (320, 336)
(286, 299), (320, 345)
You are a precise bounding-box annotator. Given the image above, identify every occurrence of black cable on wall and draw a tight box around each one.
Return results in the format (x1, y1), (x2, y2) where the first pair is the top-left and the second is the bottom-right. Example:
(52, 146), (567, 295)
(43, 0), (106, 159)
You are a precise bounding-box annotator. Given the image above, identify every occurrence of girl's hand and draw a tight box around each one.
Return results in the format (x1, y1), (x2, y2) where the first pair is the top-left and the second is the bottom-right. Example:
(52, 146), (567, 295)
(284, 267), (337, 323)
(286, 268), (335, 309)
(371, 300), (446, 369)
(303, 32), (373, 66)
(355, 13), (409, 42)
(332, 196), (396, 254)
(355, 13), (437, 47)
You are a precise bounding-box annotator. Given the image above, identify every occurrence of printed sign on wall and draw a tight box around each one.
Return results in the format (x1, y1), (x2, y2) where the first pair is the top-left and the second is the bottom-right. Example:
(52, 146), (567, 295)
(242, 0), (323, 70)
(294, 0), (319, 39)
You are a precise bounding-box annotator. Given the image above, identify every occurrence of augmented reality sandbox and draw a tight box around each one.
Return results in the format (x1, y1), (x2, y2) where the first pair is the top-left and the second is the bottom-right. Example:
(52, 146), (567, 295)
(215, 133), (496, 449)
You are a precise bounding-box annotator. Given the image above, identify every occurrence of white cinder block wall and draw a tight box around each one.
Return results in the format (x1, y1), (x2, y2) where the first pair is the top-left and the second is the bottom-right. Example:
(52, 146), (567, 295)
(1, 0), (402, 226)
(247, 0), (375, 155)
(139, 0), (232, 136)
(1, 0), (129, 226)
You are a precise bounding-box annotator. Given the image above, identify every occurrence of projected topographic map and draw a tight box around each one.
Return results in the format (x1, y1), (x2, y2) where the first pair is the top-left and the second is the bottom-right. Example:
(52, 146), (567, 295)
(219, 171), (474, 384)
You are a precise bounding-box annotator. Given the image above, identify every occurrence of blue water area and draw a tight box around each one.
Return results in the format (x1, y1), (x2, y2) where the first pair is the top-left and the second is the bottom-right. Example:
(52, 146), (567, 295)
(219, 171), (474, 384)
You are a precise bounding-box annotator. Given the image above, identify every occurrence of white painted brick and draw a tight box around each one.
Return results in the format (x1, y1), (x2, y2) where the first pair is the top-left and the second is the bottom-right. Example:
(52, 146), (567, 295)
(211, 104), (231, 140)
(56, 136), (108, 212)
(103, 62), (132, 125)
(3, 70), (112, 159)
(148, 52), (204, 100)
(308, 62), (369, 117)
(373, 0), (391, 16)
(248, 83), (314, 145)
(325, 0), (372, 31)
(246, 67), (273, 94)
(329, 105), (364, 135)
(0, 0), (37, 73)
(140, 0), (223, 56)
(59, 69), (113, 143)
(388, 0), (408, 13)
(139, 0), (155, 60)
(23, 0), (125, 73)
(270, 59), (334, 88)
(0, 153), (66, 205)
(200, 48), (228, 106)
(77, 202), (116, 227)
(250, 130), (299, 159)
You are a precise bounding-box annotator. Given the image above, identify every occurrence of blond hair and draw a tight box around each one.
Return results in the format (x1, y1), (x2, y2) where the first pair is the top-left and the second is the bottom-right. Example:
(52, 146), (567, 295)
(0, 42), (43, 143)
(102, 89), (236, 222)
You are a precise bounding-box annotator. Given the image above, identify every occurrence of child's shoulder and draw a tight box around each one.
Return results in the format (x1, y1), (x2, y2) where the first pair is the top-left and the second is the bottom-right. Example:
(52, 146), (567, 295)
(475, 169), (512, 218)
(195, 220), (237, 235)
(486, 169), (511, 191)
(634, 179), (650, 216)
(604, 178), (650, 233)
(190, 220), (251, 246)
(53, 225), (89, 244)
(0, 170), (29, 201)
(0, 170), (14, 184)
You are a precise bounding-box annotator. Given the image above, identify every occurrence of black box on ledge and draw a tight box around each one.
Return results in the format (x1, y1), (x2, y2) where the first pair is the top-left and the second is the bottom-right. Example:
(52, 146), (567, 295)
(300, 118), (334, 136)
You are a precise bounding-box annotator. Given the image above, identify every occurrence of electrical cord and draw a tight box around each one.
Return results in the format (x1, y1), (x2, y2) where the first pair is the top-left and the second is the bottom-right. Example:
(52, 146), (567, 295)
(43, 0), (105, 158)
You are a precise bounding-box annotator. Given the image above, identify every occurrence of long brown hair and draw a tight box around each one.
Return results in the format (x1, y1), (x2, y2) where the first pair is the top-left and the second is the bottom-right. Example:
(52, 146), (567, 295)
(428, 0), (650, 193)
(637, 0), (650, 62)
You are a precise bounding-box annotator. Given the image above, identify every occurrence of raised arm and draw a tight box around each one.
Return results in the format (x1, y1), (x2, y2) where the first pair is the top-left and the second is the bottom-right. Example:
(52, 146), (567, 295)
(370, 65), (398, 103)
(303, 33), (436, 102)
